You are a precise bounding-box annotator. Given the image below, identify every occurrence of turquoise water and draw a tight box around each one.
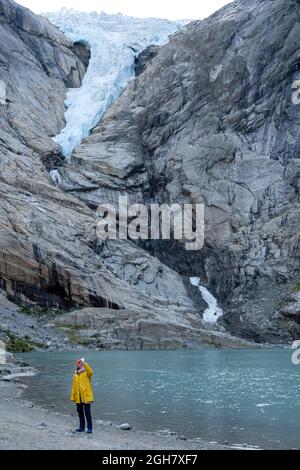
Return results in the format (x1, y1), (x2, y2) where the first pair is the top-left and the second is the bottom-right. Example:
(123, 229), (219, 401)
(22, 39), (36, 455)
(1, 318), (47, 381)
(17, 349), (300, 449)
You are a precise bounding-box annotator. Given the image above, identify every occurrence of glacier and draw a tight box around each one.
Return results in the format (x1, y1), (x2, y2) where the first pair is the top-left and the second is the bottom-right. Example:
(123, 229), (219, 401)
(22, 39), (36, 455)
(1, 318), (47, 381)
(190, 277), (223, 324)
(45, 9), (182, 157)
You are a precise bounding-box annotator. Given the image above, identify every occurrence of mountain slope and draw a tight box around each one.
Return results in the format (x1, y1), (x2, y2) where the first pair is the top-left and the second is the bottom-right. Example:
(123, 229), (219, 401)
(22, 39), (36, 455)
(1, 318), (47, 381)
(59, 0), (300, 343)
(0, 0), (242, 350)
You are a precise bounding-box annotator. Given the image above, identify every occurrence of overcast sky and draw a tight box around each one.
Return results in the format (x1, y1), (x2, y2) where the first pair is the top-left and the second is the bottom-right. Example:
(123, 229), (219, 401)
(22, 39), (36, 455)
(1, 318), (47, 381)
(17, 0), (232, 21)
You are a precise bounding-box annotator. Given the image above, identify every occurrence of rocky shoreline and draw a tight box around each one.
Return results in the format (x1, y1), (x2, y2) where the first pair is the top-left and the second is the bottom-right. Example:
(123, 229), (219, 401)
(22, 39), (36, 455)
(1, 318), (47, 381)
(0, 360), (252, 450)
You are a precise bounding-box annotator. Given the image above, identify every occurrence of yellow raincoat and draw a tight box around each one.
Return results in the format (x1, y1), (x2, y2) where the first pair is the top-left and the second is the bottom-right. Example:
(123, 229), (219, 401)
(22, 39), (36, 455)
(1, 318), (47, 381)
(70, 362), (94, 404)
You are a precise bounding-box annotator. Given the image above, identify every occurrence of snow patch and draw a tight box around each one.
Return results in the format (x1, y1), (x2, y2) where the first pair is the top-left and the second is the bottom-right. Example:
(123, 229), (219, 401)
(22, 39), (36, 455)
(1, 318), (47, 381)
(190, 277), (200, 287)
(190, 277), (223, 324)
(0, 80), (6, 105)
(50, 169), (62, 186)
(210, 64), (223, 82)
(46, 9), (182, 157)
(0, 340), (6, 364)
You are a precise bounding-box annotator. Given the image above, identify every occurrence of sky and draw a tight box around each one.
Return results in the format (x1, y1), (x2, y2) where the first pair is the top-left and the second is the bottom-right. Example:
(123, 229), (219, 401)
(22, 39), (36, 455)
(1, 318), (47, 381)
(16, 0), (232, 21)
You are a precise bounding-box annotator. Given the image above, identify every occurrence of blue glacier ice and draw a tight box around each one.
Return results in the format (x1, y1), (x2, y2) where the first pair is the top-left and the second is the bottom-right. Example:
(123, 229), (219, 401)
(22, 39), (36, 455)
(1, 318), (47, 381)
(45, 9), (183, 157)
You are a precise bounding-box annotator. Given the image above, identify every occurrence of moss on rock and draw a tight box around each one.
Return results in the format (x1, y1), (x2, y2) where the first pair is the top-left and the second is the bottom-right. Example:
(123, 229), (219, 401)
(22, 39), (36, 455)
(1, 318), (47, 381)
(5, 332), (47, 353)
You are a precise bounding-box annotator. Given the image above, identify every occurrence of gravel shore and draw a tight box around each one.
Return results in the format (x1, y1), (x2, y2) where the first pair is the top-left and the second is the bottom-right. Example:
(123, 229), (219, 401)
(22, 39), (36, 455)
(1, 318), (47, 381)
(0, 368), (243, 450)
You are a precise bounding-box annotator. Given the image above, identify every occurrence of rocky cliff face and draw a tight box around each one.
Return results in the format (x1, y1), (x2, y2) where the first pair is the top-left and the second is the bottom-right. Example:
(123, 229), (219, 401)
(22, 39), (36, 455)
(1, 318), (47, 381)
(59, 0), (300, 343)
(1, 0), (245, 350)
(1, 0), (299, 348)
(135, 45), (160, 76)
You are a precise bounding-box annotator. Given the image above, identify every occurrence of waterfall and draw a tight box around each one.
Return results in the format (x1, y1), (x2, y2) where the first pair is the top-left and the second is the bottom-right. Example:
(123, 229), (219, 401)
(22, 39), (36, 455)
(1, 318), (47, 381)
(190, 277), (223, 324)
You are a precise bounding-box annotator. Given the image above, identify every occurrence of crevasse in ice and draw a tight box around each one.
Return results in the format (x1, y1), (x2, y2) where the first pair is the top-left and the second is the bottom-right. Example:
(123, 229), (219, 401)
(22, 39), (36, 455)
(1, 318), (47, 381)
(45, 9), (182, 157)
(190, 277), (223, 324)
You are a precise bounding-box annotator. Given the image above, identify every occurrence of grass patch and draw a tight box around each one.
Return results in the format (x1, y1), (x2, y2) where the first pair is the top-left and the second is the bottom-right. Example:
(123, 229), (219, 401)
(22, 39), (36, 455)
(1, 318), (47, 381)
(6, 294), (19, 305)
(212, 341), (223, 349)
(4, 294), (63, 319)
(62, 326), (87, 346)
(5, 332), (46, 353)
(292, 282), (300, 293)
(20, 305), (62, 319)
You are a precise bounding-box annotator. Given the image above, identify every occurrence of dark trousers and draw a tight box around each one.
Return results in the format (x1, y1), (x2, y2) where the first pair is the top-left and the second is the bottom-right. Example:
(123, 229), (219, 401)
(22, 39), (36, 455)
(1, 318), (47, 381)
(76, 403), (92, 431)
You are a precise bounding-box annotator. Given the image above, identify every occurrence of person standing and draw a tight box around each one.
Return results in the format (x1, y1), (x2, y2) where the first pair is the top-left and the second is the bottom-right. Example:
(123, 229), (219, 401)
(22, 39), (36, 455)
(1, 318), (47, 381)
(71, 358), (94, 433)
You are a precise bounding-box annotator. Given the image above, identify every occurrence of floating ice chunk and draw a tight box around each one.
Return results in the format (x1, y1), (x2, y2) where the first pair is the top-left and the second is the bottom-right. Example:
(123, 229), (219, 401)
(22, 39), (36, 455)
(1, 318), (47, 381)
(190, 277), (223, 324)
(46, 9), (182, 157)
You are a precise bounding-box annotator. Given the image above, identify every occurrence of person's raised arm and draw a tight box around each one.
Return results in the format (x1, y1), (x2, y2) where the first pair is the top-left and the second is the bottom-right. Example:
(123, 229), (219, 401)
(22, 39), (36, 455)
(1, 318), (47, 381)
(83, 361), (93, 377)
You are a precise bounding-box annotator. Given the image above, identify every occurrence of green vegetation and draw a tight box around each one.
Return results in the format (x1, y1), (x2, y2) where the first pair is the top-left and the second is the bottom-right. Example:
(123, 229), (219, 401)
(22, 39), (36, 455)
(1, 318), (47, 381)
(5, 332), (47, 353)
(5, 294), (63, 319)
(6, 294), (19, 305)
(63, 326), (87, 346)
(6, 334), (33, 353)
(204, 339), (223, 349)
(20, 305), (61, 319)
(291, 282), (300, 293)
(212, 341), (223, 349)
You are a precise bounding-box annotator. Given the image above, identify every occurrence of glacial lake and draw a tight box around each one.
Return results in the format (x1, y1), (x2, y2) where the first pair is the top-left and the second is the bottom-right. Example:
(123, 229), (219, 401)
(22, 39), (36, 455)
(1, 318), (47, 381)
(17, 348), (300, 449)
